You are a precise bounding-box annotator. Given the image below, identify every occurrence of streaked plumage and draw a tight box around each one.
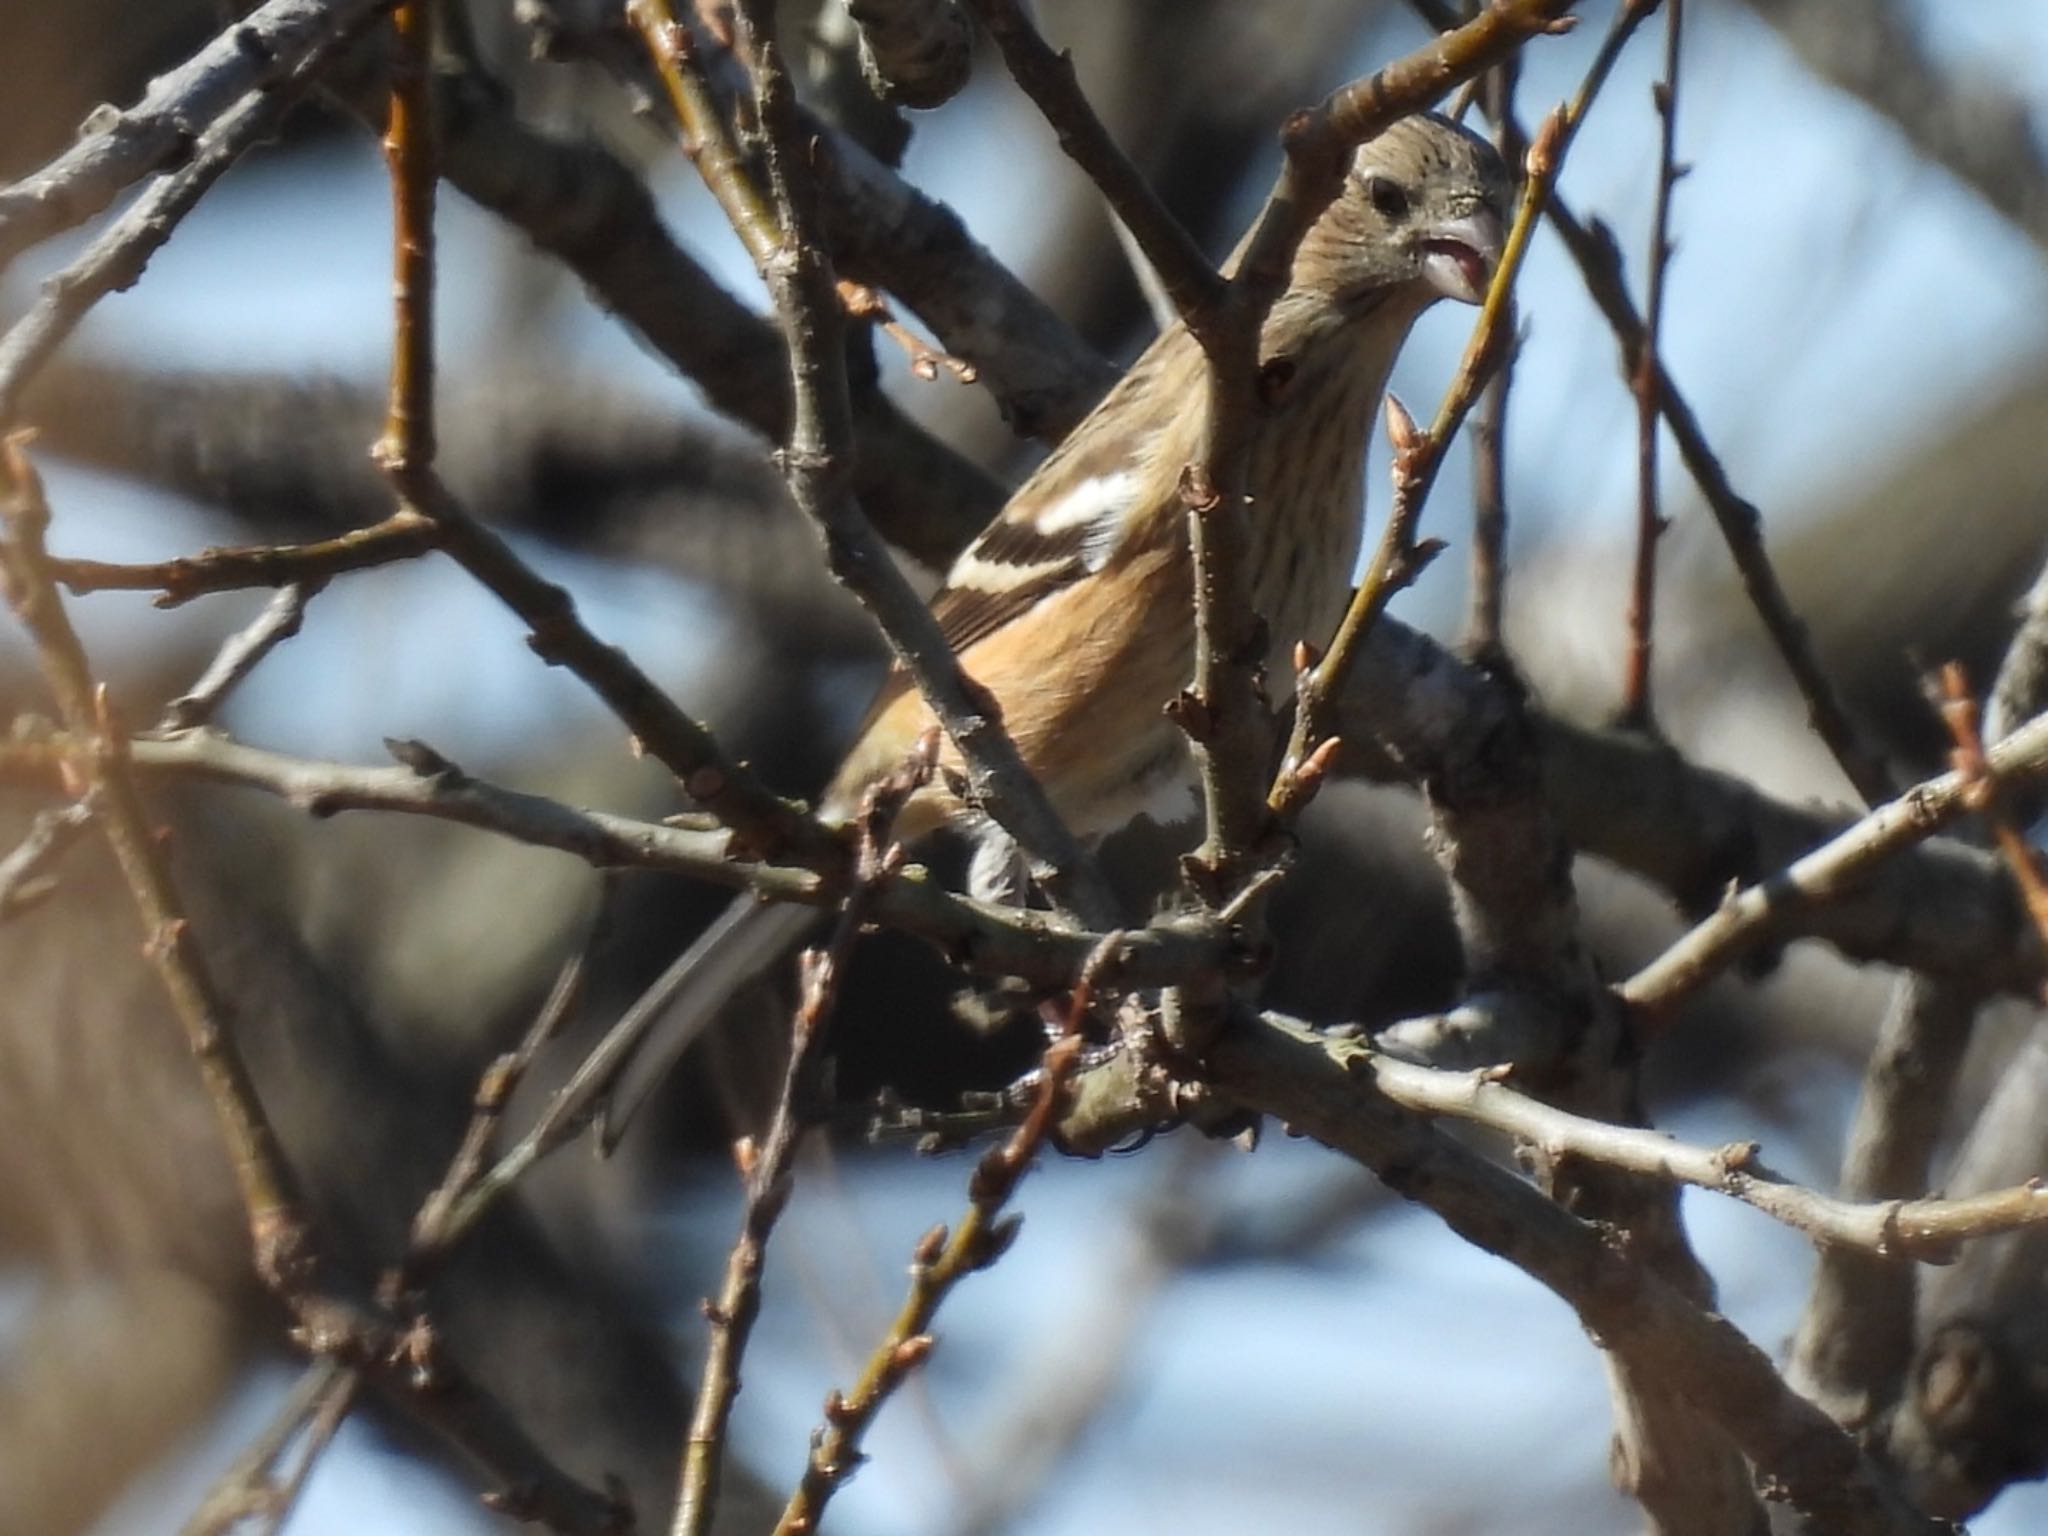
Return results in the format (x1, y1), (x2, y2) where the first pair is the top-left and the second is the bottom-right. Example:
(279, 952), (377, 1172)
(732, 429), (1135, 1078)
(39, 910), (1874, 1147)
(595, 113), (1512, 1140)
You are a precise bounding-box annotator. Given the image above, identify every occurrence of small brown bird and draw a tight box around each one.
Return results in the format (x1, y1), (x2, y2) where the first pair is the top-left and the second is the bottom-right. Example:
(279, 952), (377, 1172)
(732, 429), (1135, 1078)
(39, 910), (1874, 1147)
(592, 113), (1510, 1138)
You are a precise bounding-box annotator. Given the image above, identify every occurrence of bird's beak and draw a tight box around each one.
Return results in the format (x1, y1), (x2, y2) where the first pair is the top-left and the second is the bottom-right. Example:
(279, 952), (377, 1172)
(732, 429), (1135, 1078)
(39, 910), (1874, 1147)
(1420, 207), (1506, 305)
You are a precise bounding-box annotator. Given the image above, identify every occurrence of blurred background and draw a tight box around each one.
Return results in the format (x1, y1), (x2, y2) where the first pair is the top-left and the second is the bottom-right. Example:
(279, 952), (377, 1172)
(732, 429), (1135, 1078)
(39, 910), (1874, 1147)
(4, 0), (2048, 1531)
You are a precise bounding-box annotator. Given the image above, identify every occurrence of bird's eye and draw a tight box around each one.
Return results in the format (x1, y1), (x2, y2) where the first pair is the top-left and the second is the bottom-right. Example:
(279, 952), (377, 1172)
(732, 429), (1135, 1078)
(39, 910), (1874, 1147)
(1366, 176), (1411, 220)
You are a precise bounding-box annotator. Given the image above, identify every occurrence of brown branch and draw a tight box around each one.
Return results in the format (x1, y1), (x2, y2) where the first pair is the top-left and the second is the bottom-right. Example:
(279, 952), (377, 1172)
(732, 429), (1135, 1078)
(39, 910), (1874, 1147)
(1178, 0), (1582, 902)
(371, 0), (438, 494)
(837, 277), (978, 386)
(1937, 663), (2048, 960)
(159, 583), (321, 729)
(0, 14), (369, 429)
(54, 514), (438, 606)
(1618, 0), (1683, 730)
(0, 436), (311, 1287)
(1464, 49), (1526, 663)
(1621, 705), (2048, 1019)
(650, 0), (1120, 927)
(1543, 192), (1895, 805)
(0, 0), (388, 270)
(1210, 1010), (1954, 1536)
(1275, 105), (1568, 825)
(771, 952), (1107, 1536)
(675, 747), (932, 1536)
(434, 471), (836, 864)
(1346, 1026), (2048, 1258)
(963, 0), (1227, 326)
(180, 1359), (362, 1536)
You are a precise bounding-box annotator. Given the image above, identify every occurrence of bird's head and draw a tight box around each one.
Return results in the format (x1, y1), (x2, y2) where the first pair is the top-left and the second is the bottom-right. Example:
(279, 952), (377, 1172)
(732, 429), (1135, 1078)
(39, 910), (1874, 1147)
(1298, 111), (1514, 316)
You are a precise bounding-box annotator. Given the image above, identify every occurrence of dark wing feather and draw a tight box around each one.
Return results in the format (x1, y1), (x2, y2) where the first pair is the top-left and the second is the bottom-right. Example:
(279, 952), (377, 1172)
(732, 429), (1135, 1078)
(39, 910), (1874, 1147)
(931, 514), (1091, 656)
(846, 326), (1182, 731)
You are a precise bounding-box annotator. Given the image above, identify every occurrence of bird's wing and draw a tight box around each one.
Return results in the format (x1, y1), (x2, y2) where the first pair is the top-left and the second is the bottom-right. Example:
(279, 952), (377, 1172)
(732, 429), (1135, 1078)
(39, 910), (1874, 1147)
(850, 331), (1186, 741)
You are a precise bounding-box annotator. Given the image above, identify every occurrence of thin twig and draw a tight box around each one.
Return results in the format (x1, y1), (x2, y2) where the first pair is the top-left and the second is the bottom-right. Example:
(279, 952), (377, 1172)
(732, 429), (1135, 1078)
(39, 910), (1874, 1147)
(1178, 0), (1581, 902)
(837, 278), (979, 386)
(962, 0), (1225, 325)
(1464, 49), (1526, 662)
(1543, 189), (1894, 804)
(1622, 704), (2048, 1017)
(1275, 104), (1572, 822)
(0, 795), (94, 920)
(404, 907), (603, 1278)
(675, 742), (935, 1536)
(0, 0), (386, 269)
(179, 1358), (362, 1536)
(0, 726), (1232, 995)
(160, 583), (321, 729)
(0, 15), (371, 428)
(54, 517), (438, 607)
(639, 0), (1121, 927)
(1936, 663), (2048, 963)
(1618, 0), (1683, 730)
(771, 943), (1113, 1536)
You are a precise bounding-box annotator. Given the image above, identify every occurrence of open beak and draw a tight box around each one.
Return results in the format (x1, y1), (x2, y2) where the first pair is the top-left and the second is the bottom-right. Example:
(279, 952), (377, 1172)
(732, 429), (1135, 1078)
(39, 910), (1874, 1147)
(1420, 207), (1506, 305)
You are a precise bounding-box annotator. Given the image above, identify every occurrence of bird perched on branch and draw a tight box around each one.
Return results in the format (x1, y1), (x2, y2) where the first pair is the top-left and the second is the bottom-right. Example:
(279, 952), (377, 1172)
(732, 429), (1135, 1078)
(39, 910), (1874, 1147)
(591, 112), (1510, 1139)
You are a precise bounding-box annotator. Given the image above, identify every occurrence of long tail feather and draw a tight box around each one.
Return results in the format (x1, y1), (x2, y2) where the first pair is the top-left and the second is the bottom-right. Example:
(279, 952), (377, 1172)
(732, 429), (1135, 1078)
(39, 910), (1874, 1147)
(553, 896), (817, 1154)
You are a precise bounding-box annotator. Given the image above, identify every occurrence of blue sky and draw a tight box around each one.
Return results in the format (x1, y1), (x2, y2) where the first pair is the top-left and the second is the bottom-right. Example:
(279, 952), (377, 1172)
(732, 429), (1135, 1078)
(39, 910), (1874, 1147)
(22, 1), (2048, 1531)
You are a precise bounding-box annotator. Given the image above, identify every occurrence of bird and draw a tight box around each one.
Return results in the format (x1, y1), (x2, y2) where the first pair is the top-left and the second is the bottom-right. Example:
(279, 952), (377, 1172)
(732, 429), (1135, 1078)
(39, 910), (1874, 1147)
(581, 112), (1511, 1143)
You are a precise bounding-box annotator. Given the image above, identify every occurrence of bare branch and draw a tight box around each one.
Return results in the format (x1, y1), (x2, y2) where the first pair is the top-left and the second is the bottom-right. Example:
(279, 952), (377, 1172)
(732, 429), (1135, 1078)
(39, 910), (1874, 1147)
(640, 0), (1120, 926)
(0, 726), (1229, 992)
(675, 747), (931, 1536)
(1618, 0), (1683, 730)
(772, 959), (1106, 1536)
(1544, 194), (1895, 805)
(964, 0), (1226, 326)
(1622, 706), (2048, 1017)
(1211, 1010), (1954, 1536)
(159, 584), (319, 729)
(1350, 1031), (2048, 1258)
(0, 796), (94, 920)
(0, 14), (368, 428)
(0, 0), (386, 269)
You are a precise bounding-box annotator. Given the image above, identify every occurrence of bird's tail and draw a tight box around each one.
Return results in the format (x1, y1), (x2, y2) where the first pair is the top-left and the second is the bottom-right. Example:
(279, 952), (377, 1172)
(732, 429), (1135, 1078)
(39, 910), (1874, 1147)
(563, 895), (817, 1154)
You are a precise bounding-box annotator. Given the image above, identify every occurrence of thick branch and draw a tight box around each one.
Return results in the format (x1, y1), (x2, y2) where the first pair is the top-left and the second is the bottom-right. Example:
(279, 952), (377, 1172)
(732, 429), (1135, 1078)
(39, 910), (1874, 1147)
(1212, 1010), (1953, 1536)
(0, 0), (388, 268)
(0, 727), (1226, 992)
